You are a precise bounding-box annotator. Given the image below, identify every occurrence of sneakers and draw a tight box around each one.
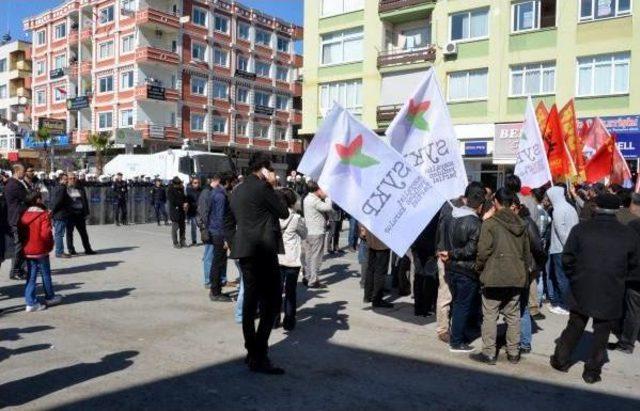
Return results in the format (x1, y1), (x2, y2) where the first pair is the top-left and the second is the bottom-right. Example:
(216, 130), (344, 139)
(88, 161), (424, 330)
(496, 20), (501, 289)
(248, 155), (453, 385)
(56, 253), (72, 259)
(519, 346), (532, 355)
(45, 295), (63, 306)
(469, 352), (497, 365)
(549, 306), (570, 316)
(507, 353), (521, 364)
(209, 293), (232, 302)
(25, 303), (47, 312)
(449, 343), (475, 353)
(608, 342), (634, 354)
(372, 299), (394, 308)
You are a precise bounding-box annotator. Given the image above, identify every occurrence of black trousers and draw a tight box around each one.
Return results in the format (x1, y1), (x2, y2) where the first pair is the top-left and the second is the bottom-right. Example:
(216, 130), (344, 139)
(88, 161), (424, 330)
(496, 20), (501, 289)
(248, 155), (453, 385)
(9, 225), (25, 277)
(114, 200), (127, 224)
(554, 311), (614, 374)
(391, 254), (411, 295)
(154, 202), (168, 224)
(171, 220), (185, 246)
(239, 252), (282, 360)
(66, 214), (92, 253)
(280, 266), (300, 326)
(619, 287), (640, 352)
(209, 236), (227, 295)
(414, 275), (437, 316)
(327, 220), (342, 252)
(364, 248), (390, 303)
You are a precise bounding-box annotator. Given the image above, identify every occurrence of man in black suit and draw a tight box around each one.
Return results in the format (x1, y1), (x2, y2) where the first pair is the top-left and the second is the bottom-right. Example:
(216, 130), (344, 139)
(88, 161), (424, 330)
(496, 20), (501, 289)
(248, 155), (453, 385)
(4, 163), (29, 279)
(225, 154), (289, 375)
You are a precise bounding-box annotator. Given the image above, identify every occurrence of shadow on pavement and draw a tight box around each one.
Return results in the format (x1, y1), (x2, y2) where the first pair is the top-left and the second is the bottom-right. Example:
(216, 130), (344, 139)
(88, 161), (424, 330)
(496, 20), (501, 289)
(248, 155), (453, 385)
(0, 351), (139, 407)
(61, 287), (136, 305)
(91, 246), (139, 255)
(0, 344), (52, 363)
(0, 325), (55, 342)
(53, 261), (124, 275)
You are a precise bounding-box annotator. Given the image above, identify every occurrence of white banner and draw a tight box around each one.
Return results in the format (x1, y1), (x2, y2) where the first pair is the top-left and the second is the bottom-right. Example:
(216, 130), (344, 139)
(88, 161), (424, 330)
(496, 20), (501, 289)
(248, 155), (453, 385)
(386, 68), (468, 201)
(298, 104), (445, 256)
(514, 97), (553, 189)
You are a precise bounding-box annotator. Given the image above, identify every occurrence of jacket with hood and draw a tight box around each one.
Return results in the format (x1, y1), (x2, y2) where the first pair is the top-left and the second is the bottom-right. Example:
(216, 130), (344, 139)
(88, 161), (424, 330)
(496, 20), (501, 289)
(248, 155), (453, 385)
(519, 206), (547, 273)
(547, 186), (579, 254)
(19, 206), (54, 258)
(476, 208), (531, 288)
(278, 210), (307, 267)
(446, 205), (482, 278)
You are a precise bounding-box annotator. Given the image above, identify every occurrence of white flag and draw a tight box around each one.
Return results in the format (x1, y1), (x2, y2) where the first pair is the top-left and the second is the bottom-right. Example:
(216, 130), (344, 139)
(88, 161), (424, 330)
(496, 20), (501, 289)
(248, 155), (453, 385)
(298, 104), (445, 256)
(514, 97), (553, 189)
(387, 68), (467, 201)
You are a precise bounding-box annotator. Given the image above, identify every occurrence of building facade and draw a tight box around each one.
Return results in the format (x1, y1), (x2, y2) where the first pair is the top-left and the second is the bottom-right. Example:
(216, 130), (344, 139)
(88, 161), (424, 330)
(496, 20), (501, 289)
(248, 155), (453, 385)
(302, 0), (640, 187)
(24, 0), (303, 173)
(0, 40), (32, 155)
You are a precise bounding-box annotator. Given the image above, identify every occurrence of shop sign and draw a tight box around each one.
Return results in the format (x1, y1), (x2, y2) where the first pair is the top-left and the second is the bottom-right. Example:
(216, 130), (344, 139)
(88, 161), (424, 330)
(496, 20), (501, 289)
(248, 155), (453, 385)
(147, 85), (166, 101)
(464, 141), (488, 157)
(67, 96), (90, 110)
(493, 123), (522, 164)
(579, 115), (640, 159)
(38, 118), (67, 135)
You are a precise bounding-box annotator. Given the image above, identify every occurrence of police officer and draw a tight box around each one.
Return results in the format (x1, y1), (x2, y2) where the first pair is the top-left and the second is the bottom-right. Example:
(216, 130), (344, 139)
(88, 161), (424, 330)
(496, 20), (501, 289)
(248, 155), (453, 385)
(111, 173), (129, 226)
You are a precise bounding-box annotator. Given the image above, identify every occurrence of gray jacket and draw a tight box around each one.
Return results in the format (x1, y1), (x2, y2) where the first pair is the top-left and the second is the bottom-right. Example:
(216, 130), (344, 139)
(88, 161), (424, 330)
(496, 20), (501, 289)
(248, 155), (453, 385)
(547, 186), (579, 254)
(303, 192), (332, 236)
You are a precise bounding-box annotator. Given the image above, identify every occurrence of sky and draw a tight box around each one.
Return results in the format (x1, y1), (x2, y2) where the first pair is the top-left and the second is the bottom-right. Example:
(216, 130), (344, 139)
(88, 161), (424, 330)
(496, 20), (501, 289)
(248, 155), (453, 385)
(1, 0), (303, 50)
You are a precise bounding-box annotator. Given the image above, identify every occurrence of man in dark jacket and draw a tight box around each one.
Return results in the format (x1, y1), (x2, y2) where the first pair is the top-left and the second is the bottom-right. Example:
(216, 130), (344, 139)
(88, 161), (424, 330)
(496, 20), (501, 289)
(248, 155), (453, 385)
(66, 173), (96, 255)
(440, 185), (485, 353)
(472, 188), (530, 365)
(551, 194), (639, 384)
(4, 163), (29, 278)
(111, 173), (128, 226)
(412, 215), (439, 317)
(50, 173), (72, 258)
(208, 173), (231, 302)
(150, 179), (168, 226)
(186, 177), (202, 246)
(167, 177), (187, 248)
(225, 154), (289, 375)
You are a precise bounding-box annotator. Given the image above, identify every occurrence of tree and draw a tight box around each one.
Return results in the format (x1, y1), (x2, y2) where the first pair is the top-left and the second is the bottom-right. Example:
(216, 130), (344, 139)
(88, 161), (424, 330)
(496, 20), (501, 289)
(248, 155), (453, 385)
(88, 131), (112, 175)
(36, 126), (52, 172)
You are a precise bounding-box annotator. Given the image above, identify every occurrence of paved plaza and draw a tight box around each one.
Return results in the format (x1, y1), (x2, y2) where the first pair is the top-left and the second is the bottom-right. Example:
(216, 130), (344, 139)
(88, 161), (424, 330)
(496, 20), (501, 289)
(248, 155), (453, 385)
(1, 224), (639, 410)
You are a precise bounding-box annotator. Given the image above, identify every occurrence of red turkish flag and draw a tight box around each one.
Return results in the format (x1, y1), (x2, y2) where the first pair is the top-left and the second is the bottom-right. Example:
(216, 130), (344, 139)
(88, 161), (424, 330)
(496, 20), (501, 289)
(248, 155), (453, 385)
(585, 137), (614, 183)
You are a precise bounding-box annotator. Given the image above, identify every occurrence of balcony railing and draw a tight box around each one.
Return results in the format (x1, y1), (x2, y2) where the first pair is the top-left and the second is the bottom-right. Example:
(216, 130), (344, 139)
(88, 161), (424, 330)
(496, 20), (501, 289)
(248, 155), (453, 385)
(377, 104), (403, 124)
(136, 46), (180, 65)
(136, 123), (179, 139)
(136, 8), (180, 30)
(134, 84), (179, 102)
(379, 0), (435, 13)
(377, 46), (436, 68)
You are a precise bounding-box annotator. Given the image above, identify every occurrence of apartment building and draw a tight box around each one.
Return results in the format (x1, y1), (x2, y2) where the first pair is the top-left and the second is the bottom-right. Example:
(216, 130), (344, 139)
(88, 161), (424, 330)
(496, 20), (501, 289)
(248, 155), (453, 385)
(24, 0), (303, 172)
(303, 0), (640, 187)
(0, 39), (32, 155)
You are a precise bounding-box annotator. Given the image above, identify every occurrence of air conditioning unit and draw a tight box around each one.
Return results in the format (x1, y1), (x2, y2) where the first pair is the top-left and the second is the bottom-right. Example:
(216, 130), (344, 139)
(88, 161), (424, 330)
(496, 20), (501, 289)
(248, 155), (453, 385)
(443, 42), (458, 56)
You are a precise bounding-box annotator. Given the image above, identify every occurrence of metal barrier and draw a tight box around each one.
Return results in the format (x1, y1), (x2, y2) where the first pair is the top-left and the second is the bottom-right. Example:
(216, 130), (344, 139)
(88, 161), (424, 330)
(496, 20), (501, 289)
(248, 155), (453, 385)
(86, 186), (161, 225)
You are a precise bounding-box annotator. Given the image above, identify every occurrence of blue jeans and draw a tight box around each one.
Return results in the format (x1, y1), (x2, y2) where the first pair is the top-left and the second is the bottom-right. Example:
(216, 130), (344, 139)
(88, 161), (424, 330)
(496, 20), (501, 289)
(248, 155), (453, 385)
(53, 219), (67, 256)
(449, 272), (480, 346)
(520, 288), (532, 349)
(25, 256), (55, 306)
(202, 244), (213, 286)
(549, 253), (570, 309)
(234, 260), (244, 324)
(189, 216), (198, 244)
(154, 202), (168, 224)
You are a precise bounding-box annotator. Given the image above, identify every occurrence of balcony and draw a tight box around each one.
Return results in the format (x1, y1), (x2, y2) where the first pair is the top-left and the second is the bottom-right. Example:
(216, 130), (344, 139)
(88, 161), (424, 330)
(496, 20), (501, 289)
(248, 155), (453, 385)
(379, 0), (436, 22)
(136, 47), (180, 66)
(136, 8), (180, 30)
(135, 84), (179, 103)
(68, 61), (92, 78)
(377, 104), (402, 125)
(136, 124), (179, 139)
(69, 29), (79, 43)
(377, 46), (436, 68)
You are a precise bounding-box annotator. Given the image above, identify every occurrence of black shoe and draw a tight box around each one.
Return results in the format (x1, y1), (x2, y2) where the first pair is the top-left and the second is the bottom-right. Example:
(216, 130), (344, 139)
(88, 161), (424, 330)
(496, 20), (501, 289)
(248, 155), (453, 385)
(469, 352), (497, 365)
(532, 313), (546, 321)
(308, 282), (327, 289)
(302, 278), (309, 287)
(283, 317), (295, 331)
(173, 244), (181, 249)
(69, 250), (78, 256)
(56, 253), (72, 259)
(157, 222), (161, 226)
(550, 355), (571, 373)
(372, 299), (394, 308)
(520, 347), (532, 355)
(85, 250), (97, 255)
(507, 353), (521, 364)
(582, 371), (602, 384)
(615, 345), (634, 354)
(363, 296), (372, 303)
(209, 293), (232, 302)
(449, 343), (475, 353)
(116, 222), (120, 226)
(249, 358), (285, 375)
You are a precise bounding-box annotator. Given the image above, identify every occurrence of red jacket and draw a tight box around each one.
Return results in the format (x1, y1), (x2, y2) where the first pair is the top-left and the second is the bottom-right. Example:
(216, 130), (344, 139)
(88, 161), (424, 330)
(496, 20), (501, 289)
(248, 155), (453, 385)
(19, 207), (54, 258)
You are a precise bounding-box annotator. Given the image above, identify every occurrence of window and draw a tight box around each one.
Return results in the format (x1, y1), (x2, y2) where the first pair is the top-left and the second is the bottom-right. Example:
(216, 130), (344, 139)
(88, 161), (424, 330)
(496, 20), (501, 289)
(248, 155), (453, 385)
(120, 109), (134, 127)
(98, 112), (113, 130)
(579, 0), (631, 21)
(120, 71), (134, 90)
(191, 113), (205, 132)
(450, 8), (489, 41)
(276, 95), (289, 110)
(54, 87), (66, 102)
(0, 59), (6, 72)
(213, 48), (228, 66)
(191, 77), (207, 95)
(321, 28), (363, 65)
(122, 0), (136, 13)
(402, 27), (430, 50)
(254, 123), (270, 138)
(254, 91), (271, 107)
(510, 63), (555, 96)
(255, 29), (271, 46)
(98, 75), (114, 93)
(255, 61), (270, 77)
(319, 79), (363, 116)
(236, 87), (249, 103)
(321, 0), (364, 17)
(275, 127), (287, 140)
(36, 30), (46, 45)
(0, 85), (7, 99)
(54, 54), (66, 69)
(192, 43), (206, 61)
(192, 7), (207, 26)
(99, 6), (114, 24)
(99, 41), (114, 59)
(214, 15), (229, 33)
(121, 34), (135, 53)
(277, 37), (289, 53)
(276, 66), (288, 81)
(236, 121), (248, 136)
(448, 69), (488, 101)
(54, 23), (66, 39)
(36, 90), (46, 106)
(237, 55), (249, 71)
(212, 117), (226, 134)
(577, 52), (630, 97)
(213, 81), (228, 99)
(512, 0), (556, 32)
(238, 23), (250, 40)
(36, 60), (46, 76)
